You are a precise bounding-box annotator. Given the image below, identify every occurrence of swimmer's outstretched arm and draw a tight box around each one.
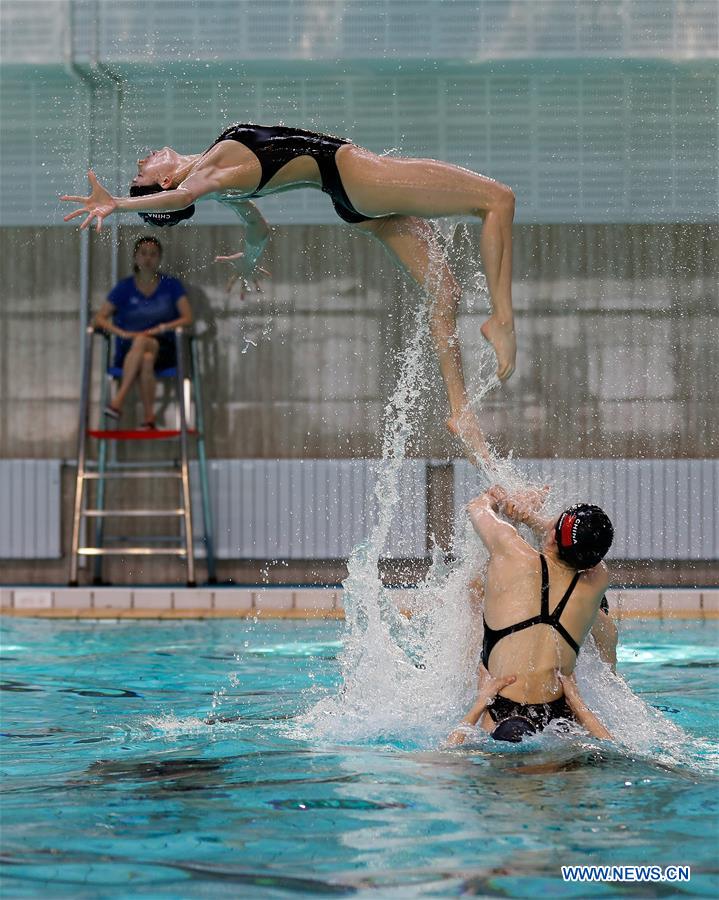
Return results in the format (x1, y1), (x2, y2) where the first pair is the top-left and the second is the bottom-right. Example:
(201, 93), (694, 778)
(446, 665), (517, 747)
(61, 169), (220, 231)
(558, 672), (613, 741)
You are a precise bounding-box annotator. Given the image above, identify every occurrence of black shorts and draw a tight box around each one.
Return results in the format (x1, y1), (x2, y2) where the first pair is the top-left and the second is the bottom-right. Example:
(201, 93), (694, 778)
(488, 694), (574, 730)
(154, 335), (178, 371)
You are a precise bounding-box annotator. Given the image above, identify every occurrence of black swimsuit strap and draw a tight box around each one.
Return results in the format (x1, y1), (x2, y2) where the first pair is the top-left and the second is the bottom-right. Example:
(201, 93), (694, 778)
(540, 553), (581, 653)
(548, 567), (582, 624)
(483, 555), (583, 666)
(487, 615), (545, 644)
(552, 622), (581, 656)
(539, 554), (550, 616)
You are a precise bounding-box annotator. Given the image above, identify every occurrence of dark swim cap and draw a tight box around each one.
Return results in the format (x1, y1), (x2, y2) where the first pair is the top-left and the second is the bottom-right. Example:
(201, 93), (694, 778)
(491, 716), (538, 743)
(555, 503), (614, 570)
(129, 183), (195, 227)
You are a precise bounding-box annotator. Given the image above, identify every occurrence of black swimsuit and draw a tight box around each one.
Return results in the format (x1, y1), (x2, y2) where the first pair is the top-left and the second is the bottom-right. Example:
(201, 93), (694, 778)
(208, 124), (370, 224)
(487, 693), (573, 729)
(483, 554), (581, 729)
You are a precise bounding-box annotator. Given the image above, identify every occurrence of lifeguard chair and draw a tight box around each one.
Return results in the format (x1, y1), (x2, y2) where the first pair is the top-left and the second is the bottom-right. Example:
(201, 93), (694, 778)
(69, 326), (216, 586)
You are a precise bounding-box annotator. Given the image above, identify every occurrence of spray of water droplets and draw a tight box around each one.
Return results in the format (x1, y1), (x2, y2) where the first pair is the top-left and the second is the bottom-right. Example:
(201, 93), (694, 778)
(293, 221), (713, 772)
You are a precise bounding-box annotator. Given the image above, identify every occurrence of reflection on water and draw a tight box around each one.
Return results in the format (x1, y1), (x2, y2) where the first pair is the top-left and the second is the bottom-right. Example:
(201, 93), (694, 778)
(1, 618), (717, 897)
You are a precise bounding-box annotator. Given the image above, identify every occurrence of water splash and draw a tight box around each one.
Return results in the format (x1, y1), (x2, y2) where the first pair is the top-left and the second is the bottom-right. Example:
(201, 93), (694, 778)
(296, 221), (711, 773)
(299, 221), (507, 745)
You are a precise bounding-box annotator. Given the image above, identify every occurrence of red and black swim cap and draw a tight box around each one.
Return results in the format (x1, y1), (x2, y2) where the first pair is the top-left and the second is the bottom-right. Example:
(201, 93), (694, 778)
(129, 183), (195, 227)
(555, 504), (614, 570)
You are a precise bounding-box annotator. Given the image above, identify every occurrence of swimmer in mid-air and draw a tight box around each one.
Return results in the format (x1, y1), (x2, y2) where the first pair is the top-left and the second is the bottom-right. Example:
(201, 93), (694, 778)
(448, 486), (615, 745)
(61, 124), (517, 465)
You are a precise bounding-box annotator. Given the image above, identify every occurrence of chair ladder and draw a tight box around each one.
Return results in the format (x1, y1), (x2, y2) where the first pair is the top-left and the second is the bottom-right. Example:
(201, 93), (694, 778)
(68, 327), (217, 587)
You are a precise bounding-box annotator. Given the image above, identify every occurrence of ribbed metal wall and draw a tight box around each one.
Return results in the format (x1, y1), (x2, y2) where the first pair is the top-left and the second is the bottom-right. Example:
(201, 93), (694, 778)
(2, 458), (715, 561)
(3, 1), (717, 63)
(1, 1), (717, 224)
(0, 460), (61, 559)
(191, 459), (427, 559)
(454, 459), (719, 561)
(2, 70), (715, 226)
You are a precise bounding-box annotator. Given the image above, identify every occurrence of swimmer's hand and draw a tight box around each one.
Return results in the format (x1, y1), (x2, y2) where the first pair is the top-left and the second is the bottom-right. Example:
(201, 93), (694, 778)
(495, 485), (553, 537)
(446, 664), (517, 747)
(61, 170), (117, 232)
(503, 486), (550, 514)
(476, 663), (516, 702)
(557, 671), (613, 741)
(214, 251), (271, 301)
(485, 485), (509, 508)
(445, 727), (474, 748)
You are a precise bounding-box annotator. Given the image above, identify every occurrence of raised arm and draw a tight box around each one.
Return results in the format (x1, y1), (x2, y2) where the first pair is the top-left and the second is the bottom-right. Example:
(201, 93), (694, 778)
(220, 199), (270, 263)
(467, 490), (520, 554)
(61, 169), (220, 232)
(590, 605), (618, 672)
(558, 672), (613, 741)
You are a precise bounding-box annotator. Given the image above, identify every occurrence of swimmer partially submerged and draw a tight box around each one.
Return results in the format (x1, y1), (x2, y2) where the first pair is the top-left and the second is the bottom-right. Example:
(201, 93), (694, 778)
(447, 664), (612, 746)
(61, 123), (518, 466)
(448, 485), (615, 745)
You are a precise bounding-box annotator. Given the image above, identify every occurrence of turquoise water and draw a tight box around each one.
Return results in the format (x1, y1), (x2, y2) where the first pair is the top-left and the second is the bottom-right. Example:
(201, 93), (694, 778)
(1, 617), (717, 898)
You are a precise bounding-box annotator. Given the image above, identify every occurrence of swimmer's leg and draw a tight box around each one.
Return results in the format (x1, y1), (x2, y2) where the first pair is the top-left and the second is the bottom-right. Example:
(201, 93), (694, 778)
(340, 149), (516, 381)
(357, 215), (489, 466)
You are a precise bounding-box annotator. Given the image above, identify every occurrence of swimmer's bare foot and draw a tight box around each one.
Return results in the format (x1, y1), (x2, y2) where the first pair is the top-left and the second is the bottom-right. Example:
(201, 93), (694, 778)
(447, 407), (492, 467)
(480, 316), (516, 381)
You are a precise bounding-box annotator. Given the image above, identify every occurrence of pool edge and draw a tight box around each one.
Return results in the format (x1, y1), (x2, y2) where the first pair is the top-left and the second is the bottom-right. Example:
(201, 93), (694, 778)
(1, 587), (717, 620)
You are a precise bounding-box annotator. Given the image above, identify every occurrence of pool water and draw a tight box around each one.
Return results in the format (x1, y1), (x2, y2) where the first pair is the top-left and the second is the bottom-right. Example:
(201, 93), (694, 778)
(1, 617), (717, 898)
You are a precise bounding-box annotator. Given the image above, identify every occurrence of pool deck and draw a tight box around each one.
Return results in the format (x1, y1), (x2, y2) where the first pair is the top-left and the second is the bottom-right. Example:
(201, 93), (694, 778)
(1, 587), (717, 619)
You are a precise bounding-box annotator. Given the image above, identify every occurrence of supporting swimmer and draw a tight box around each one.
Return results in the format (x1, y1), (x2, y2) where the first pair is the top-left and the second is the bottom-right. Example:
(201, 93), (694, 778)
(448, 486), (614, 745)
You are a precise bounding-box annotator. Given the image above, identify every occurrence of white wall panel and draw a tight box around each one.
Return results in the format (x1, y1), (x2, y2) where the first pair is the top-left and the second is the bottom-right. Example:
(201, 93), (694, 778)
(1, 457), (715, 562)
(454, 459), (719, 561)
(190, 458), (426, 559)
(0, 460), (61, 559)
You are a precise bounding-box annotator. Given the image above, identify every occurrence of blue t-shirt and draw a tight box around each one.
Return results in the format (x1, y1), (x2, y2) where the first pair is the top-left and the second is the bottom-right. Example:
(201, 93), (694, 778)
(108, 274), (185, 333)
(108, 274), (185, 369)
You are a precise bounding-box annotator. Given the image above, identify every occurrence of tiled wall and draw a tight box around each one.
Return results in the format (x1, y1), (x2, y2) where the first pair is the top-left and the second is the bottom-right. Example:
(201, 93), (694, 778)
(1, 587), (717, 619)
